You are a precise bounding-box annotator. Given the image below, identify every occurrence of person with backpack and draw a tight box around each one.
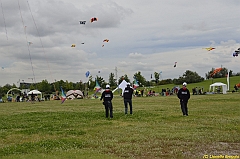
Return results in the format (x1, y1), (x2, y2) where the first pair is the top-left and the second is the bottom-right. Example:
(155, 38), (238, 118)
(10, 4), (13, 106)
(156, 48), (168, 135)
(123, 83), (134, 115)
(177, 82), (190, 116)
(100, 84), (114, 119)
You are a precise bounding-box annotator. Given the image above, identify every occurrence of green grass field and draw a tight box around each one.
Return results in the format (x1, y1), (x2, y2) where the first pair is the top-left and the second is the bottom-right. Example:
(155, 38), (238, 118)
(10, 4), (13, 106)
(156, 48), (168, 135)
(0, 93), (239, 159)
(143, 76), (240, 94)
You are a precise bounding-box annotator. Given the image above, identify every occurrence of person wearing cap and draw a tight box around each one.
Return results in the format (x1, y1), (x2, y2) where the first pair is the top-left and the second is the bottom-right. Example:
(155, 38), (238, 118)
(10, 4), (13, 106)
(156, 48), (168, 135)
(123, 82), (134, 115)
(100, 84), (114, 118)
(177, 82), (190, 116)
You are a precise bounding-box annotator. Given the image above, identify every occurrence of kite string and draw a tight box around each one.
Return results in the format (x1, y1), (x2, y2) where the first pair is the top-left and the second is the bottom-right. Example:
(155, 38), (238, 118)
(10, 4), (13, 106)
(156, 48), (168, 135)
(18, 0), (37, 85)
(27, 1), (57, 92)
(0, 0), (8, 40)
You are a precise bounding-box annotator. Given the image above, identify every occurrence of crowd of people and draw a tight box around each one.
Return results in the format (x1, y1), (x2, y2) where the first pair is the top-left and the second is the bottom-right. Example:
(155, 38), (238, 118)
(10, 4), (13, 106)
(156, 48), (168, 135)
(3, 91), (42, 103)
(2, 82), (238, 118)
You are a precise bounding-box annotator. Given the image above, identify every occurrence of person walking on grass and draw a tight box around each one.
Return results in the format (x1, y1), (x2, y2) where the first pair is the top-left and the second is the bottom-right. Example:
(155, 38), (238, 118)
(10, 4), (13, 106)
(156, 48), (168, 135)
(100, 84), (114, 119)
(30, 92), (36, 104)
(123, 82), (134, 115)
(177, 82), (190, 116)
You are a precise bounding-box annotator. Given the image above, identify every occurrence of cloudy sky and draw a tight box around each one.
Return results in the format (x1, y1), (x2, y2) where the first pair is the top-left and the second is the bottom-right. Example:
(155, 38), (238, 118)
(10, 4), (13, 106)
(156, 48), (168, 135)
(0, 0), (239, 86)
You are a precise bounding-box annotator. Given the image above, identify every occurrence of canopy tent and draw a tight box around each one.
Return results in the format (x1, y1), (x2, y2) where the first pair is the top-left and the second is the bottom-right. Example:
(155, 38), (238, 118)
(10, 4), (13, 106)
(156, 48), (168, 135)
(6, 88), (22, 98)
(27, 90), (43, 99)
(209, 82), (227, 94)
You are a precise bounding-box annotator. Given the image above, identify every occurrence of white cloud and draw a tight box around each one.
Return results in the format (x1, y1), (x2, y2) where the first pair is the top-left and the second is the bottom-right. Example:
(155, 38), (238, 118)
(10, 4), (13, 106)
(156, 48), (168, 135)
(128, 52), (144, 59)
(0, 0), (239, 86)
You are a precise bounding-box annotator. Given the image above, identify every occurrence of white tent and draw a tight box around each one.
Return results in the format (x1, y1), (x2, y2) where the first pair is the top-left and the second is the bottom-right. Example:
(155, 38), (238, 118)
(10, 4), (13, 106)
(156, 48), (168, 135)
(27, 90), (42, 99)
(209, 82), (227, 94)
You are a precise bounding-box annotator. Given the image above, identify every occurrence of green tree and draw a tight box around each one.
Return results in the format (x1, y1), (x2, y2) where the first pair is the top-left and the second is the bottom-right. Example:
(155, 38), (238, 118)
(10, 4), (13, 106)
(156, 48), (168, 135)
(65, 80), (74, 90)
(133, 71), (146, 87)
(29, 84), (35, 90)
(96, 76), (106, 88)
(154, 72), (160, 84)
(174, 70), (204, 85)
(118, 74), (130, 85)
(58, 80), (65, 91)
(159, 79), (173, 85)
(109, 73), (117, 87)
(205, 67), (229, 79)
(38, 79), (51, 93)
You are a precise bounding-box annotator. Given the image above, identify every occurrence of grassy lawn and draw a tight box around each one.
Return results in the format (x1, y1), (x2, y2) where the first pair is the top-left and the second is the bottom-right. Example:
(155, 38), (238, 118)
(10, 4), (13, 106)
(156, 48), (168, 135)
(0, 93), (239, 159)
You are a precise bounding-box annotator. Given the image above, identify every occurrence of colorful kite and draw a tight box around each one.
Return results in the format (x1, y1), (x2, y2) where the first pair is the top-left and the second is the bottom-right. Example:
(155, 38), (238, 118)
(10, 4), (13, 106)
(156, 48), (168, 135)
(71, 44), (76, 47)
(60, 86), (66, 104)
(233, 48), (240, 57)
(203, 47), (215, 51)
(103, 39), (109, 42)
(133, 77), (139, 90)
(28, 42), (33, 45)
(93, 78), (101, 96)
(233, 52), (239, 57)
(210, 68), (223, 77)
(90, 17), (98, 23)
(174, 62), (177, 67)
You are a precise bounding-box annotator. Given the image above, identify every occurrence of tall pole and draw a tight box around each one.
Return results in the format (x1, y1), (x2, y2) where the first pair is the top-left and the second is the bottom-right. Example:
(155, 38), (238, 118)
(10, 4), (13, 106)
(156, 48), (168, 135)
(28, 78), (34, 89)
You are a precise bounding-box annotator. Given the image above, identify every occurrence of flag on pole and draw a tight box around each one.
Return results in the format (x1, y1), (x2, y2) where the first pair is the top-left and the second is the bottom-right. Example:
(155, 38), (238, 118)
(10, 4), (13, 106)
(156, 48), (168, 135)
(226, 71), (229, 91)
(94, 78), (101, 94)
(133, 77), (139, 89)
(60, 86), (66, 104)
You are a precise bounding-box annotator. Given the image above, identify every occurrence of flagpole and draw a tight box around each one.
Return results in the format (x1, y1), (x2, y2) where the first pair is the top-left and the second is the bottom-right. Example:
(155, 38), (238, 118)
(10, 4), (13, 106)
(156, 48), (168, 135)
(227, 71), (229, 91)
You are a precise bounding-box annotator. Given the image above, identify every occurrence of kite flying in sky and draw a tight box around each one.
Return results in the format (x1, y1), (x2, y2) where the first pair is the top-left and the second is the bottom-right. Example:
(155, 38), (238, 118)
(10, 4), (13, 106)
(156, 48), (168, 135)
(90, 17), (98, 23)
(203, 47), (215, 51)
(233, 52), (239, 57)
(103, 39), (109, 42)
(28, 42), (33, 45)
(233, 48), (240, 57)
(210, 68), (223, 77)
(102, 39), (109, 47)
(71, 44), (76, 47)
(79, 21), (86, 25)
(85, 71), (90, 78)
(174, 62), (177, 67)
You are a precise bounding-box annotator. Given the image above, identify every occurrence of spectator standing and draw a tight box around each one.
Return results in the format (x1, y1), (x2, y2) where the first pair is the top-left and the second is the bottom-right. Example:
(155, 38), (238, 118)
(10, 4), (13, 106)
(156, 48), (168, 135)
(100, 85), (114, 118)
(123, 83), (134, 115)
(177, 82), (190, 116)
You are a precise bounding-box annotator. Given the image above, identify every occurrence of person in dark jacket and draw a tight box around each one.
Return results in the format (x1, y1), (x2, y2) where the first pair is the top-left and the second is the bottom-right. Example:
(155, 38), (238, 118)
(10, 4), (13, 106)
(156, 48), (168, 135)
(177, 82), (190, 116)
(123, 83), (134, 114)
(100, 84), (114, 118)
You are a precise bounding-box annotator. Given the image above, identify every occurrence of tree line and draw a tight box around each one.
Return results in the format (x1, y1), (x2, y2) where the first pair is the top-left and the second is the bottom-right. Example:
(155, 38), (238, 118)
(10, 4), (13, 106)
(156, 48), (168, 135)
(0, 67), (239, 97)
